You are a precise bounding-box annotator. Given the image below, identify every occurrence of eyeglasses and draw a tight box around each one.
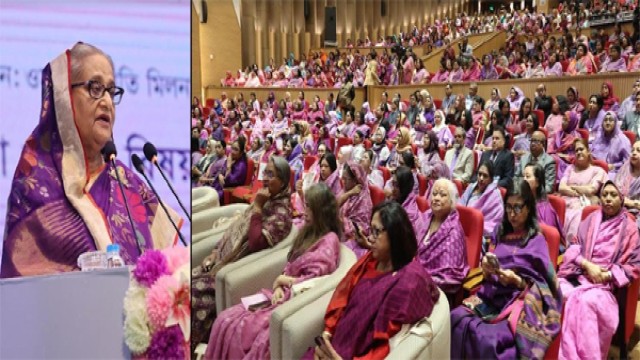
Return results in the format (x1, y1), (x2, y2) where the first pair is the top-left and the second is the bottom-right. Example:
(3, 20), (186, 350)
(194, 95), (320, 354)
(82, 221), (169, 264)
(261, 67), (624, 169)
(370, 225), (386, 239)
(505, 203), (526, 214)
(71, 80), (124, 105)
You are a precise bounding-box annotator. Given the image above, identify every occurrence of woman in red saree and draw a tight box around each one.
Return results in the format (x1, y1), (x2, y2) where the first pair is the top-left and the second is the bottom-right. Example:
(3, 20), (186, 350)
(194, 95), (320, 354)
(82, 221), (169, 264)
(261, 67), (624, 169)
(305, 201), (440, 360)
(547, 110), (580, 182)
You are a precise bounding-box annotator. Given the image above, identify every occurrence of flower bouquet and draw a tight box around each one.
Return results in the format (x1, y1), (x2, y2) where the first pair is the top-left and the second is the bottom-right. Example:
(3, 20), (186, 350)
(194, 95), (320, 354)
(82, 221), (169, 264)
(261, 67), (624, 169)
(123, 246), (190, 359)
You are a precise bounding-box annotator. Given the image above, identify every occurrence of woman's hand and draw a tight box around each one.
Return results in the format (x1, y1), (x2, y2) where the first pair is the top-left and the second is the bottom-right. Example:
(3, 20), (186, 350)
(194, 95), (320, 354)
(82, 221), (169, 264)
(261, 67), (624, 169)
(218, 173), (226, 186)
(271, 287), (285, 305)
(200, 250), (218, 273)
(313, 333), (343, 360)
(348, 184), (363, 197)
(583, 260), (608, 284)
(273, 274), (295, 289)
(497, 269), (525, 288)
(253, 188), (270, 210)
(296, 179), (304, 197)
(481, 254), (498, 277)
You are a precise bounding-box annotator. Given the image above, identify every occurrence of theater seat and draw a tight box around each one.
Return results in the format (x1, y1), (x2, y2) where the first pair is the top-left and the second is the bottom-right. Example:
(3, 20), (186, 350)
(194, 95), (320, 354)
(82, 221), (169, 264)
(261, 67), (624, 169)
(540, 224), (560, 269)
(418, 174), (428, 197)
(214, 228), (299, 314)
(623, 130), (636, 144)
(191, 203), (250, 265)
(192, 186), (219, 214)
(369, 184), (386, 207)
(378, 166), (391, 184)
(223, 158), (255, 204)
(416, 195), (429, 212)
(547, 194), (566, 226)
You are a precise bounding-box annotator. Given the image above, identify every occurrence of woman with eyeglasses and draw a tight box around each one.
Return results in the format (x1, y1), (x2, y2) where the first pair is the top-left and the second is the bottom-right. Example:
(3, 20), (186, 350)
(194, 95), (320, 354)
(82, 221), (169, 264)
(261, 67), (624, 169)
(192, 139), (219, 185)
(206, 182), (342, 359)
(191, 156), (293, 351)
(459, 161), (505, 240)
(557, 181), (640, 359)
(416, 178), (469, 297)
(451, 180), (562, 359)
(340, 162), (373, 259)
(203, 138), (248, 205)
(582, 94), (606, 142)
(558, 138), (608, 242)
(590, 111), (631, 179)
(2, 42), (181, 278)
(305, 201), (440, 360)
(512, 113), (540, 161)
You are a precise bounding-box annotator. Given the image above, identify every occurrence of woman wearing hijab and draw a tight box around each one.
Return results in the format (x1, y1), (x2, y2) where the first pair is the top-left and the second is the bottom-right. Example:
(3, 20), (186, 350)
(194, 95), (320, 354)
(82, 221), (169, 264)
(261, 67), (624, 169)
(508, 86), (525, 111)
(284, 137), (304, 184)
(566, 87), (584, 114)
(387, 127), (413, 170)
(432, 110), (454, 148)
(371, 127), (391, 167)
(485, 88), (502, 114)
(191, 156), (293, 350)
(340, 162), (373, 259)
(415, 90), (436, 142)
(590, 111), (631, 180)
(558, 181), (640, 359)
(480, 54), (499, 80)
(600, 81), (620, 112)
(615, 140), (640, 223)
(548, 111), (580, 181)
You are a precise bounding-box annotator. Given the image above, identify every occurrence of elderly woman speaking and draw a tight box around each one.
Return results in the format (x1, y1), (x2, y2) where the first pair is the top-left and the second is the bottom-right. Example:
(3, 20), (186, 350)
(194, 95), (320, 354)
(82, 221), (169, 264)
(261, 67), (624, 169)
(2, 43), (181, 278)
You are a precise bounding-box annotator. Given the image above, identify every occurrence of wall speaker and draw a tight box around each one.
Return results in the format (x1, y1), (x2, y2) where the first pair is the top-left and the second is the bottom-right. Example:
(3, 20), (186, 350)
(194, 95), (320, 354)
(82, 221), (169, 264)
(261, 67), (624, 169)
(381, 0), (387, 16)
(200, 0), (208, 23)
(304, 0), (310, 19)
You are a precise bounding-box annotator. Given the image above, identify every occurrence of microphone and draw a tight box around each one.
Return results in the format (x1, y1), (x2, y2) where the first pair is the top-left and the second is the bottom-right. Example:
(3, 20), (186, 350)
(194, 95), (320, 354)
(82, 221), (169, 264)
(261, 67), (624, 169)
(143, 142), (190, 221)
(132, 154), (187, 246)
(101, 141), (145, 255)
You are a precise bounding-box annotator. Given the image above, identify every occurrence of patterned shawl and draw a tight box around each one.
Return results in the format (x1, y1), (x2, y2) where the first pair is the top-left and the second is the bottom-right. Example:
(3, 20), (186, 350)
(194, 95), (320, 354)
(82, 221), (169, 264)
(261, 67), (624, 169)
(552, 110), (579, 152)
(340, 162), (373, 240)
(2, 47), (180, 278)
(211, 186), (292, 274)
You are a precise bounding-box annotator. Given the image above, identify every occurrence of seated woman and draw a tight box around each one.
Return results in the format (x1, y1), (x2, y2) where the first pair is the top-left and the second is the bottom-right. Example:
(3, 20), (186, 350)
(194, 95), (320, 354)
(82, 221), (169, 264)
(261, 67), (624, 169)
(304, 201), (440, 360)
(583, 95), (606, 142)
(284, 137), (304, 184)
(206, 183), (342, 359)
(416, 178), (469, 296)
(548, 111), (580, 182)
(191, 156), (293, 349)
(360, 149), (384, 188)
(507, 86), (525, 111)
(557, 181), (640, 359)
(451, 180), (563, 359)
(512, 113), (539, 163)
(390, 166), (424, 236)
(558, 138), (608, 242)
(524, 163), (566, 249)
(432, 110), (454, 148)
(417, 130), (441, 176)
(203, 138), (248, 205)
(246, 136), (264, 165)
(614, 140), (640, 221)
(566, 87), (585, 114)
(192, 139), (218, 185)
(544, 98), (566, 140)
(590, 111), (631, 180)
(350, 130), (366, 163)
(340, 162), (373, 259)
(459, 161), (505, 241)
(370, 127), (391, 167)
(387, 127), (413, 169)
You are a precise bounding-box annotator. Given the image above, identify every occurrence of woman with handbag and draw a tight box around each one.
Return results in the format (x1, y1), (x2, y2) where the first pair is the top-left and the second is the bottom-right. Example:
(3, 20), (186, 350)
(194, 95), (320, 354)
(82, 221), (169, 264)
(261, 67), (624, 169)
(450, 180), (563, 359)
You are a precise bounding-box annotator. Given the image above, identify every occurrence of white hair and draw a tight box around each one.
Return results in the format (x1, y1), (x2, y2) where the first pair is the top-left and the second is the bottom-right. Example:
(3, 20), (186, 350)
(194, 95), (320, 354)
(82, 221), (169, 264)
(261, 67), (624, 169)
(430, 178), (459, 207)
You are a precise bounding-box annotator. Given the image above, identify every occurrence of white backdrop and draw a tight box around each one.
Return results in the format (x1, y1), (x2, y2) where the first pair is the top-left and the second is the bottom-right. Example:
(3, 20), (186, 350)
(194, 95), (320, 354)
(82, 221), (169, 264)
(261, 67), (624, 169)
(0, 0), (191, 261)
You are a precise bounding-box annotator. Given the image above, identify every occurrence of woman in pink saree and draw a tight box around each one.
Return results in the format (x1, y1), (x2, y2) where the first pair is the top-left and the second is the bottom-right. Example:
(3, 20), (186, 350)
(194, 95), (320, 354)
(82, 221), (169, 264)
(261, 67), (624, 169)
(548, 111), (580, 181)
(615, 140), (640, 223)
(205, 182), (342, 359)
(340, 162), (373, 259)
(558, 181), (640, 359)
(566, 43), (596, 75)
(2, 43), (180, 278)
(558, 138), (608, 242)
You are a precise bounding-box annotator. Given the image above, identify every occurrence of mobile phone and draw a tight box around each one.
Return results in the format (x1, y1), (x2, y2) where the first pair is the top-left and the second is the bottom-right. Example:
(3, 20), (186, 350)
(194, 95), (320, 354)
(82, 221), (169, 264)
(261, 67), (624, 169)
(248, 300), (270, 312)
(485, 253), (500, 271)
(352, 220), (360, 236)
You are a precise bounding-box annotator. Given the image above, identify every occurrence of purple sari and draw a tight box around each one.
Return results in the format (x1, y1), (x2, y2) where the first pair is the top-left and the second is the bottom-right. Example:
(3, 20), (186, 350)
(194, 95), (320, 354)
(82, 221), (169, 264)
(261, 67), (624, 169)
(206, 232), (341, 359)
(537, 199), (566, 247)
(416, 209), (469, 294)
(2, 48), (180, 278)
(341, 162), (373, 258)
(459, 182), (505, 238)
(451, 233), (563, 359)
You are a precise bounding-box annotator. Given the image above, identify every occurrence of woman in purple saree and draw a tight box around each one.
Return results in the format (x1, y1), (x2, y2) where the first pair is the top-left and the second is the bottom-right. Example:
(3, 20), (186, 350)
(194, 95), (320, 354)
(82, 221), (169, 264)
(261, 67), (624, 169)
(459, 161), (505, 240)
(305, 201), (440, 359)
(416, 178), (469, 296)
(590, 111), (631, 180)
(191, 156), (293, 351)
(205, 183), (342, 359)
(547, 110), (580, 182)
(524, 163), (566, 249)
(451, 180), (563, 359)
(2, 43), (180, 278)
(390, 166), (425, 237)
(340, 162), (373, 259)
(614, 140), (640, 224)
(558, 181), (640, 359)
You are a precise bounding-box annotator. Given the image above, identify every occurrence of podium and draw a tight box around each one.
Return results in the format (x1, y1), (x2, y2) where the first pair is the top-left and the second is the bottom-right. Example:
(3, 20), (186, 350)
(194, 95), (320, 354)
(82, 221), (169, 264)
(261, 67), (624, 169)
(0, 268), (132, 359)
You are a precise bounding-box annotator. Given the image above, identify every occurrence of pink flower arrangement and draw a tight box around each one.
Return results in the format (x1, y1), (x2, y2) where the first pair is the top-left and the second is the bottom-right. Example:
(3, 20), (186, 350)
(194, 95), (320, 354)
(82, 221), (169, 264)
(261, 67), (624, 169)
(124, 246), (190, 359)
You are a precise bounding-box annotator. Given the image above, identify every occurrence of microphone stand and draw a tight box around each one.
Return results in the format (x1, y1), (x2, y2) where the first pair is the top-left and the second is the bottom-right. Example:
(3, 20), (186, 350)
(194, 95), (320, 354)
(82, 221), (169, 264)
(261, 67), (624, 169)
(134, 157), (187, 246)
(110, 158), (145, 255)
(152, 161), (191, 221)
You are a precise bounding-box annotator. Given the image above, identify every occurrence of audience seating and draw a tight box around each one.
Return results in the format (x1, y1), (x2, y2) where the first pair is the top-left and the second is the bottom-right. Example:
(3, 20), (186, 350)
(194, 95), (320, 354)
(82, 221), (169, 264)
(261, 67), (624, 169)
(623, 130), (636, 144)
(214, 228), (299, 314)
(438, 147), (445, 160)
(336, 137), (353, 155)
(416, 195), (429, 212)
(192, 203), (251, 265)
(222, 158), (255, 204)
(453, 205), (484, 306)
(192, 187), (219, 214)
(304, 155), (317, 171)
(499, 186), (506, 199)
(539, 224), (561, 270)
(591, 159), (610, 174)
(418, 174), (428, 197)
(576, 128), (589, 141)
(533, 109), (545, 128)
(223, 127), (231, 142)
(547, 194), (566, 226)
(378, 166), (391, 184)
(369, 184), (386, 207)
(453, 179), (464, 196)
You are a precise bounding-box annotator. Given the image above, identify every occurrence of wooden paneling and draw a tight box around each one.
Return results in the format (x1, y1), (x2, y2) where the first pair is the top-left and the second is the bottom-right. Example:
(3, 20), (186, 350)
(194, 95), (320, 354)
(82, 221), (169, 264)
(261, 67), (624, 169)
(367, 72), (640, 106)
